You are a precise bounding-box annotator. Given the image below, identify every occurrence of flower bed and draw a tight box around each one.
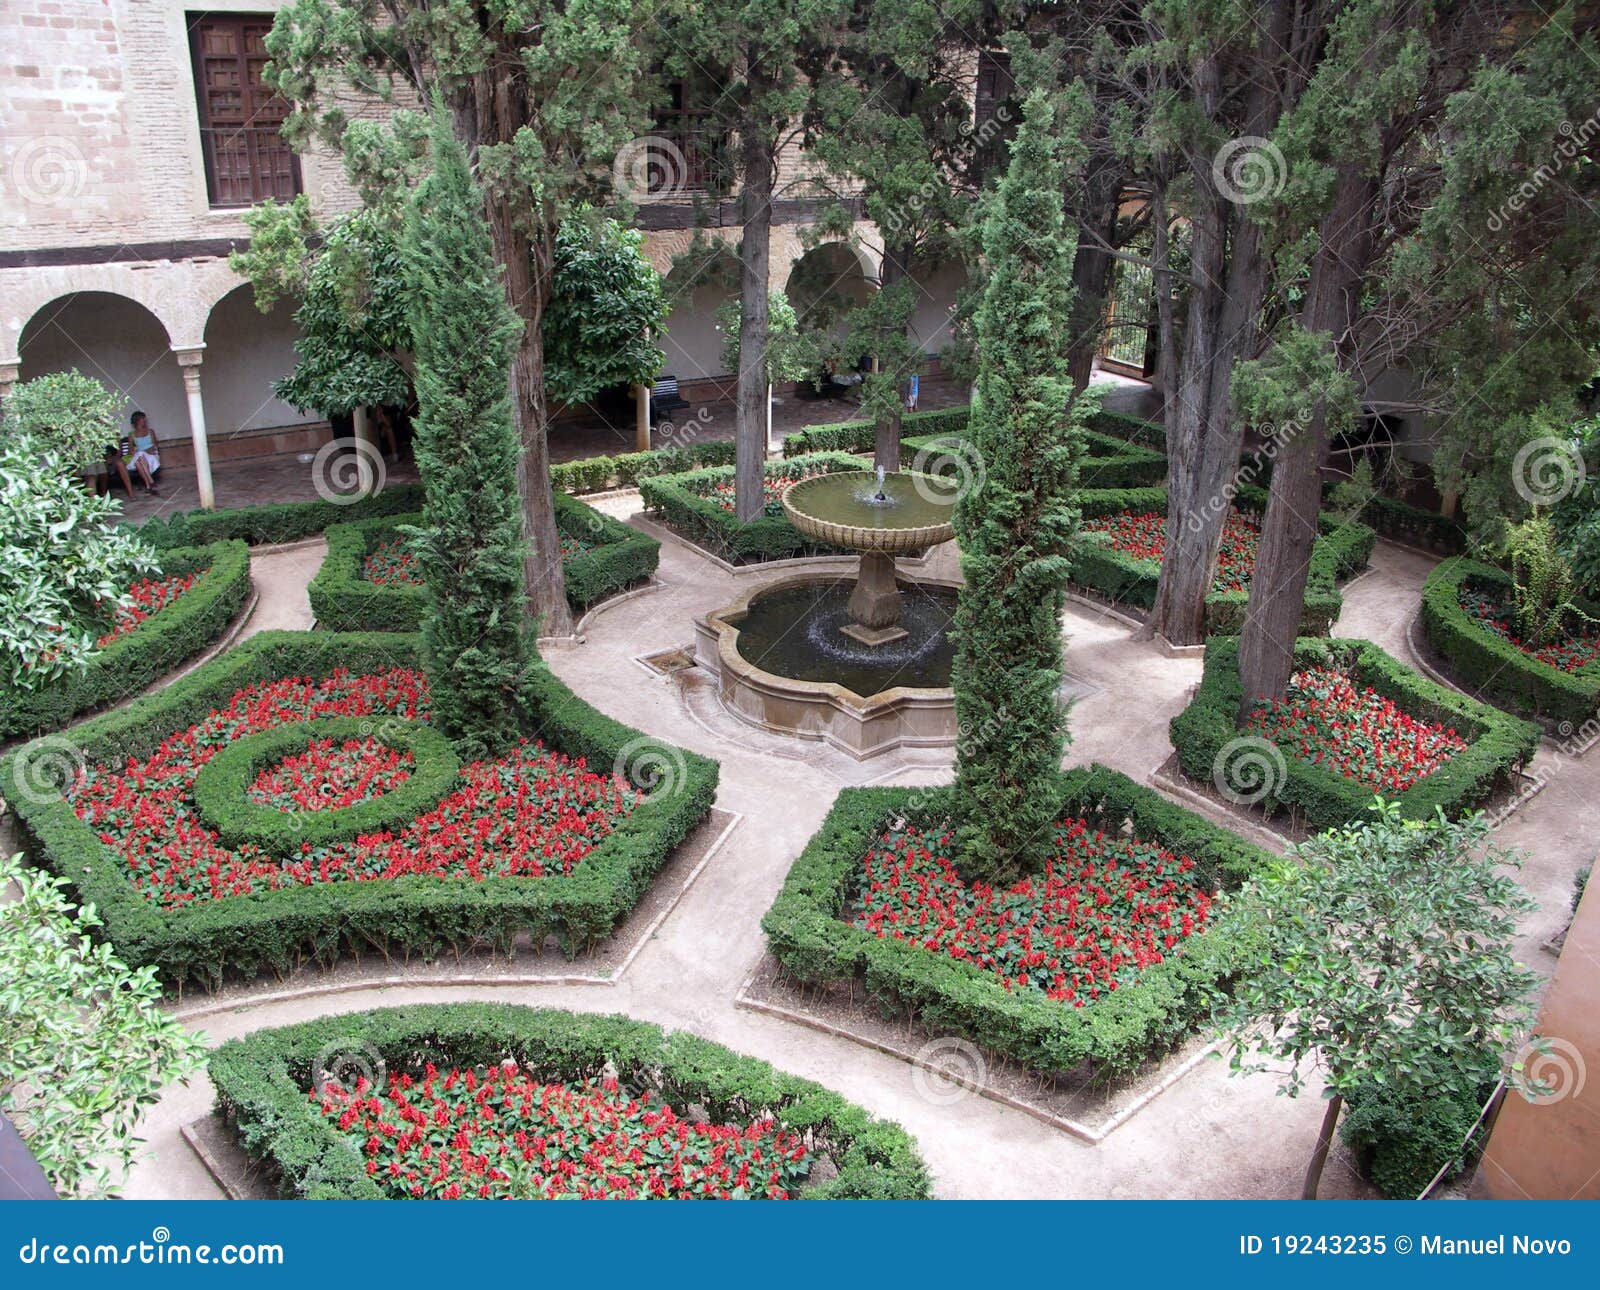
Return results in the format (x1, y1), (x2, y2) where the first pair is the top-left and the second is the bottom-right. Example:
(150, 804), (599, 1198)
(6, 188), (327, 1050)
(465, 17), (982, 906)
(310, 492), (658, 631)
(248, 733), (415, 811)
(1420, 557), (1600, 728)
(1457, 587), (1600, 672)
(209, 1004), (930, 1199)
(1169, 636), (1540, 832)
(637, 451), (866, 563)
(763, 764), (1274, 1080)
(0, 540), (251, 740)
(1065, 485), (1373, 635)
(2, 632), (717, 990)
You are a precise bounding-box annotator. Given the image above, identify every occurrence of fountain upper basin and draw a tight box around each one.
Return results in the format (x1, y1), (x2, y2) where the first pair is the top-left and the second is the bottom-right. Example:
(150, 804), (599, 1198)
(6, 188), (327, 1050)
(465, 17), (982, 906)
(782, 469), (958, 554)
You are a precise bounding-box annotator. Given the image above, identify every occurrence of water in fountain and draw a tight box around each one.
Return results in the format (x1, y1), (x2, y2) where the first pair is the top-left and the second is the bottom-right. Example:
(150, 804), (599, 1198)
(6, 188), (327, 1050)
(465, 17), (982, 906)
(734, 580), (957, 695)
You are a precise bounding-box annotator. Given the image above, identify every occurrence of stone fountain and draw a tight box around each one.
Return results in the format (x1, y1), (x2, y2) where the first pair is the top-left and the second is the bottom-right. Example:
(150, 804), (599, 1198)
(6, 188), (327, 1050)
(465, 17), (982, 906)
(692, 466), (962, 758)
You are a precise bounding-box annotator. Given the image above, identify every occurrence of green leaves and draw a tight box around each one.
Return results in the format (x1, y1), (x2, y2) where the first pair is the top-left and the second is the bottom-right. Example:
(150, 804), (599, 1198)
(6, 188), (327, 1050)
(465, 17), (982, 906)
(0, 854), (206, 1197)
(2, 370), (124, 473)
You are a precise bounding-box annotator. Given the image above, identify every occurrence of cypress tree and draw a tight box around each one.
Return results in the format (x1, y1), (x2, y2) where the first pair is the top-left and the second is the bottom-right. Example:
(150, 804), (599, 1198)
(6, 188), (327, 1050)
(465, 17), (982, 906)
(950, 90), (1091, 884)
(401, 117), (533, 757)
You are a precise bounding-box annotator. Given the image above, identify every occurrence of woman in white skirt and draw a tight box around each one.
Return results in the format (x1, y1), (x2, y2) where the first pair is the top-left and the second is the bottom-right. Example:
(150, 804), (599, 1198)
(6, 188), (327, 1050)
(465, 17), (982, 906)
(127, 410), (162, 495)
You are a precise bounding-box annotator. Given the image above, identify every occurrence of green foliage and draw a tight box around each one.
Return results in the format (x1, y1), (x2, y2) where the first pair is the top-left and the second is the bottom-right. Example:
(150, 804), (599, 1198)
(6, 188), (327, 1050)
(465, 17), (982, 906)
(209, 1004), (929, 1199)
(0, 631), (717, 992)
(548, 440), (738, 494)
(0, 854), (205, 1197)
(1217, 802), (1537, 1189)
(1327, 457), (1377, 523)
(135, 484), (428, 549)
(3, 370), (124, 472)
(1065, 484), (1373, 636)
(402, 118), (533, 757)
(229, 194), (317, 313)
(0, 426), (159, 687)
(782, 405), (971, 456)
(1420, 557), (1600, 727)
(545, 216), (668, 405)
(717, 292), (812, 386)
(0, 541), (250, 739)
(1551, 415), (1600, 596)
(1171, 637), (1540, 832)
(1501, 514), (1589, 648)
(1085, 408), (1166, 452)
(1340, 1078), (1493, 1199)
(637, 452), (866, 563)
(950, 92), (1090, 883)
(190, 717), (461, 853)
(310, 496), (660, 630)
(762, 765), (1275, 1081)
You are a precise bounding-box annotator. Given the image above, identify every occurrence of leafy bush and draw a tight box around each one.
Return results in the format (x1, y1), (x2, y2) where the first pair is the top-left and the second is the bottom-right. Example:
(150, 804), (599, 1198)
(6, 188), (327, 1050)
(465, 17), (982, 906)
(637, 451), (866, 562)
(762, 764), (1275, 1080)
(1340, 1080), (1493, 1198)
(310, 495), (659, 630)
(0, 540), (250, 739)
(209, 1003), (929, 1199)
(1066, 485), (1373, 635)
(1420, 557), (1600, 726)
(3, 370), (125, 472)
(137, 483), (428, 549)
(1, 631), (717, 991)
(1169, 636), (1540, 831)
(782, 405), (973, 456)
(0, 854), (205, 1196)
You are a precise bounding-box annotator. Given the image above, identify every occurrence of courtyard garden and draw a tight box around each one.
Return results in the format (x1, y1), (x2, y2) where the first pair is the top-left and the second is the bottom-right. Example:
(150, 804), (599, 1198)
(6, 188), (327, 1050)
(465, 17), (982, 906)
(2, 0), (1598, 1217)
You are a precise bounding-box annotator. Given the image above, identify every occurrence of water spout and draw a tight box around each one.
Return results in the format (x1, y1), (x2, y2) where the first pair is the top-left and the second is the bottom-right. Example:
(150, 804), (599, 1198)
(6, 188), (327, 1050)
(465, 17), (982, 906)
(874, 464), (887, 501)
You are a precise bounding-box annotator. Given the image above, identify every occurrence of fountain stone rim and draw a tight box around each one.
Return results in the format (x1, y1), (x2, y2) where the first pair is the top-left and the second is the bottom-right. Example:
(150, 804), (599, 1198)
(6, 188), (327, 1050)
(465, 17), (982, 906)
(781, 469), (957, 555)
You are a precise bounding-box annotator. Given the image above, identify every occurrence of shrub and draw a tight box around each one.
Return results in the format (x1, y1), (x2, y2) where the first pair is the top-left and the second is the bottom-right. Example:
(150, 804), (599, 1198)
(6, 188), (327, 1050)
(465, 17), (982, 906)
(0, 854), (205, 1197)
(1420, 557), (1600, 727)
(782, 405), (972, 457)
(310, 495), (659, 631)
(0, 540), (251, 739)
(637, 451), (866, 562)
(1, 631), (717, 991)
(1086, 407), (1165, 451)
(137, 484), (428, 549)
(1066, 484), (1373, 635)
(1169, 636), (1540, 831)
(209, 1003), (930, 1199)
(548, 440), (738, 495)
(905, 427), (1166, 491)
(1340, 1080), (1493, 1199)
(762, 763), (1275, 1080)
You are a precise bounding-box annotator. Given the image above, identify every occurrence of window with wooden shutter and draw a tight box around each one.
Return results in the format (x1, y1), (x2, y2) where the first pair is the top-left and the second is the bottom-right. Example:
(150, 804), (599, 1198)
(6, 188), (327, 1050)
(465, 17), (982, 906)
(189, 13), (301, 207)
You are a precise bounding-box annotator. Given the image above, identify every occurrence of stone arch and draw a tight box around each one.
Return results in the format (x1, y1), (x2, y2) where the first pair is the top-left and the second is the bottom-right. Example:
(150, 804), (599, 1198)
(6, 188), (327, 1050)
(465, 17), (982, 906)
(201, 281), (315, 438)
(17, 290), (184, 440)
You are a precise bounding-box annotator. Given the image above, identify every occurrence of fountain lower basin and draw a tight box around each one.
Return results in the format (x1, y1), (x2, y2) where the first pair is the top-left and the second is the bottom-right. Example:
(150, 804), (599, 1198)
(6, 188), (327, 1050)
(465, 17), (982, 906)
(694, 573), (960, 758)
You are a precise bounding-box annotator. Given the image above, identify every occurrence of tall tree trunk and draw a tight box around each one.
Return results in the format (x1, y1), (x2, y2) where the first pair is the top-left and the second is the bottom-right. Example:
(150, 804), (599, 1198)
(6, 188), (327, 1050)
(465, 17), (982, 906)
(873, 239), (914, 471)
(735, 82), (776, 524)
(1302, 1095), (1343, 1199)
(1064, 155), (1125, 392)
(454, 90), (572, 636)
(1237, 167), (1377, 709)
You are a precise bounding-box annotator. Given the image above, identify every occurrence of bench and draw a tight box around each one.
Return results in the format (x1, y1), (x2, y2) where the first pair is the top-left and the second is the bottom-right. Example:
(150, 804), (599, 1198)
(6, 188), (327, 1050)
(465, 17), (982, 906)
(650, 375), (692, 427)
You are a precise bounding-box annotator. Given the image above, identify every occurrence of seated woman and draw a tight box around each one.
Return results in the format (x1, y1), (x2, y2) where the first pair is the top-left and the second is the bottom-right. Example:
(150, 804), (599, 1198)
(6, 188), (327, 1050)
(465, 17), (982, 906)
(126, 410), (161, 496)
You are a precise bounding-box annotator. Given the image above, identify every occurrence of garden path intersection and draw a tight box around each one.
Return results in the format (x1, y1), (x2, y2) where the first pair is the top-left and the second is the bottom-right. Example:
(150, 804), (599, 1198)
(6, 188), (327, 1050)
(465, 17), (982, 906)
(23, 508), (1599, 1201)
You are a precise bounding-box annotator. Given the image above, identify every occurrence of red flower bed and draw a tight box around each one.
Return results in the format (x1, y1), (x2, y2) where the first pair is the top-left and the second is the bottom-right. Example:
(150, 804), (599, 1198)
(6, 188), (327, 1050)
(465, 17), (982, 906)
(851, 818), (1214, 1006)
(247, 736), (416, 812)
(364, 536), (593, 586)
(96, 570), (202, 647)
(1081, 509), (1260, 593)
(72, 669), (636, 908)
(313, 1064), (811, 1199)
(1244, 665), (1468, 792)
(700, 473), (823, 518)
(1458, 586), (1600, 673)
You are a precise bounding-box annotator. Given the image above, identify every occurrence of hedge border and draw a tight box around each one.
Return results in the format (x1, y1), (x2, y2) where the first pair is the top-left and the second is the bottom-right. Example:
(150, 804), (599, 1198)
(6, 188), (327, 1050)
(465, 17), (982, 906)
(1066, 484), (1375, 636)
(191, 716), (462, 852)
(209, 1003), (930, 1199)
(0, 539), (252, 741)
(549, 440), (738, 495)
(1168, 635), (1540, 832)
(1086, 408), (1166, 451)
(1, 630), (718, 991)
(902, 427), (1167, 491)
(308, 493), (660, 630)
(761, 763), (1275, 1081)
(136, 485), (427, 550)
(781, 405), (972, 457)
(1420, 557), (1600, 727)
(637, 451), (867, 563)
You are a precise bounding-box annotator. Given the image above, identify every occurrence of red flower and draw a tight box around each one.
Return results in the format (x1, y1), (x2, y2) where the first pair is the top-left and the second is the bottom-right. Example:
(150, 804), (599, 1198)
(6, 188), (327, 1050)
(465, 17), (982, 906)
(1081, 509), (1260, 594)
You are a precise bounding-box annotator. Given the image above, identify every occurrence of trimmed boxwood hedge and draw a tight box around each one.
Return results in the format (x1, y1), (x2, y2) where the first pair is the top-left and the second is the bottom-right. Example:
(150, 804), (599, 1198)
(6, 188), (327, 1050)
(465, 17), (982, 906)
(1169, 635), (1540, 832)
(0, 539), (251, 741)
(309, 493), (660, 630)
(781, 405), (971, 457)
(903, 427), (1167, 491)
(191, 716), (461, 852)
(209, 1004), (930, 1199)
(137, 485), (427, 549)
(762, 763), (1275, 1081)
(1421, 557), (1600, 727)
(548, 440), (737, 495)
(637, 451), (867, 563)
(1066, 484), (1374, 635)
(0, 630), (717, 991)
(1086, 407), (1165, 451)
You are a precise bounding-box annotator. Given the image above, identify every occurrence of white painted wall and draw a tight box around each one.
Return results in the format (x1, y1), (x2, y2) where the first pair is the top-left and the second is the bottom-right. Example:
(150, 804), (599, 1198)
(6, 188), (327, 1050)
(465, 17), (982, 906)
(19, 292), (186, 443)
(908, 260), (966, 357)
(660, 279), (733, 379)
(202, 286), (316, 438)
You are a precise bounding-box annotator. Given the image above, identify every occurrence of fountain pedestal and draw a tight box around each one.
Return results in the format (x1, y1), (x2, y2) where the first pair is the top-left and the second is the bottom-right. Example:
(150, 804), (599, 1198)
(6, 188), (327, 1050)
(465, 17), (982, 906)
(842, 552), (909, 646)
